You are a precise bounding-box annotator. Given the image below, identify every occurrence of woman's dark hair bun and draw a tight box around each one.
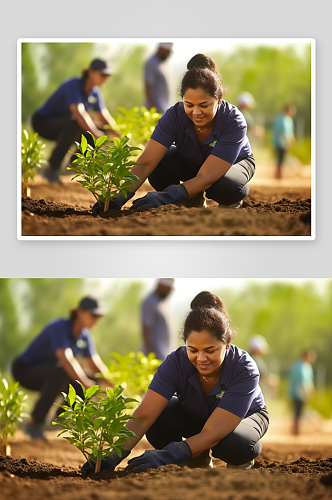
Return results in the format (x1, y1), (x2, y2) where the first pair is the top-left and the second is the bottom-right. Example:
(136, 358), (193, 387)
(190, 291), (225, 314)
(182, 291), (234, 343)
(187, 54), (220, 78)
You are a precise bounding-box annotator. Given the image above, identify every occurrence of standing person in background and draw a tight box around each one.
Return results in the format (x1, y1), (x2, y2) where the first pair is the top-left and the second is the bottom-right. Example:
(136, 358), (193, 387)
(248, 335), (279, 397)
(32, 58), (120, 183)
(144, 43), (174, 114)
(272, 104), (297, 179)
(11, 297), (112, 440)
(289, 349), (316, 435)
(237, 92), (264, 144)
(141, 278), (175, 360)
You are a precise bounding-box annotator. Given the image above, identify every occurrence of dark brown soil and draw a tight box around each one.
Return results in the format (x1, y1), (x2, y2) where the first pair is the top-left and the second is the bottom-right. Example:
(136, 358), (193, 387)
(2, 453), (332, 479)
(20, 164), (312, 237)
(1, 417), (332, 500)
(1, 441), (332, 500)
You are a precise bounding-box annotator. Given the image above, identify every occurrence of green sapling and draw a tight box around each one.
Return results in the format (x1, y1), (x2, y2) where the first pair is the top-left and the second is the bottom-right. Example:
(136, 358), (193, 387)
(52, 383), (138, 473)
(68, 133), (142, 212)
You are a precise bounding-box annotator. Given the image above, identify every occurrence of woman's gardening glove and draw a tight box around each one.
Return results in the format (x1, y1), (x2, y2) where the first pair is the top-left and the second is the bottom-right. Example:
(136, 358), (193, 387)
(91, 191), (135, 214)
(125, 441), (191, 471)
(81, 449), (130, 476)
(130, 184), (188, 212)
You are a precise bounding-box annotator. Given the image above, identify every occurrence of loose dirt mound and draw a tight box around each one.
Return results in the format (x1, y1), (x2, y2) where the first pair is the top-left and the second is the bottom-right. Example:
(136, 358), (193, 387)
(20, 164), (312, 237)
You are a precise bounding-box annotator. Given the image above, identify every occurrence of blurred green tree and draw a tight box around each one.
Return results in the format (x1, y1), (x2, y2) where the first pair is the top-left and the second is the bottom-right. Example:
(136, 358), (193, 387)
(0, 278), (84, 371)
(217, 281), (332, 376)
(0, 279), (20, 372)
(211, 44), (311, 135)
(94, 280), (145, 361)
(21, 42), (96, 123)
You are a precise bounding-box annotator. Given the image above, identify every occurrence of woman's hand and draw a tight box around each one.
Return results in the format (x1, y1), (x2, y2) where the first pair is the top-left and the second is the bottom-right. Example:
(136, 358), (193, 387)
(125, 441), (191, 471)
(130, 184), (188, 212)
(81, 449), (130, 476)
(70, 103), (104, 139)
(91, 191), (135, 214)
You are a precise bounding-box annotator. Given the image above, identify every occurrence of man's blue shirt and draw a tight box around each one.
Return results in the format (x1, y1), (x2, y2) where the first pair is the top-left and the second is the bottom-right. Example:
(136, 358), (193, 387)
(17, 318), (97, 364)
(149, 345), (265, 420)
(150, 101), (252, 166)
(141, 291), (173, 360)
(37, 77), (105, 118)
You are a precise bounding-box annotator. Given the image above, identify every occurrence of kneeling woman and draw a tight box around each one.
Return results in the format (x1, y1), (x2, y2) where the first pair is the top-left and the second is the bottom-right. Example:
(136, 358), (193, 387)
(93, 53), (255, 213)
(82, 291), (269, 474)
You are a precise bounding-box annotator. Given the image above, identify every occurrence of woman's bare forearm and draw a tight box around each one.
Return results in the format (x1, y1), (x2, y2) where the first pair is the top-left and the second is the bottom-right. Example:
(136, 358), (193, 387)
(183, 155), (232, 198)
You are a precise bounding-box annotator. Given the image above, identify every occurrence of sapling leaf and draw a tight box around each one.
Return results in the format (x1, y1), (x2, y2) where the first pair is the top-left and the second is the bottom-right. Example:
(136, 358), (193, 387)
(68, 384), (76, 407)
(95, 135), (109, 148)
(106, 387), (114, 398)
(87, 131), (96, 145)
(85, 385), (100, 399)
(81, 135), (88, 154)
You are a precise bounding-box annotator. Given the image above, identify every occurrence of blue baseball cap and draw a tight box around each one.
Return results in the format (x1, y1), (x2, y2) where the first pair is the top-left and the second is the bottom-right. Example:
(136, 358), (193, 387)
(89, 58), (113, 76)
(78, 296), (105, 316)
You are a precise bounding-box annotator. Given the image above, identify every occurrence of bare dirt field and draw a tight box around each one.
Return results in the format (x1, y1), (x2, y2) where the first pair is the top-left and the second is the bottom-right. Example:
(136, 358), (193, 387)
(1, 416), (331, 500)
(20, 163), (311, 237)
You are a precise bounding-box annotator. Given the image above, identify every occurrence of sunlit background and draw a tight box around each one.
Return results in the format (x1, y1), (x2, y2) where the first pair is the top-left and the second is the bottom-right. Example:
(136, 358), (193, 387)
(21, 38), (312, 168)
(1, 278), (330, 421)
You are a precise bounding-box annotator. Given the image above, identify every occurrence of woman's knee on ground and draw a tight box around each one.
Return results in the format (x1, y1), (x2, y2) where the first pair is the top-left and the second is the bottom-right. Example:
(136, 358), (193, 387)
(205, 176), (250, 205)
(211, 432), (262, 466)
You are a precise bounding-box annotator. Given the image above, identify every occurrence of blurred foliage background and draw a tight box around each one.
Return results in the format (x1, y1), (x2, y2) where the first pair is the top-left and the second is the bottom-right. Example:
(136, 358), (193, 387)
(21, 40), (312, 166)
(0, 278), (331, 418)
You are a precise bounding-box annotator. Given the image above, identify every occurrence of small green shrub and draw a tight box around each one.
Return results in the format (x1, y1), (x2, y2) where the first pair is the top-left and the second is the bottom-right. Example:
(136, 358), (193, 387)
(21, 129), (46, 194)
(0, 378), (28, 453)
(113, 106), (162, 148)
(53, 383), (138, 473)
(107, 351), (162, 404)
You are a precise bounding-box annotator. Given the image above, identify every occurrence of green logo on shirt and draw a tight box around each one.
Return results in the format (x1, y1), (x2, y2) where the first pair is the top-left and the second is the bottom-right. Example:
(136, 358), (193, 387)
(209, 140), (217, 148)
(216, 390), (225, 399)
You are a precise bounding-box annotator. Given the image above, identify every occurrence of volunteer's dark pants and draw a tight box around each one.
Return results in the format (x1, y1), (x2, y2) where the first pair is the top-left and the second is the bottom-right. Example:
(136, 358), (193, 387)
(292, 398), (305, 421)
(148, 146), (256, 205)
(146, 397), (269, 466)
(12, 357), (87, 425)
(275, 147), (286, 168)
(32, 112), (98, 172)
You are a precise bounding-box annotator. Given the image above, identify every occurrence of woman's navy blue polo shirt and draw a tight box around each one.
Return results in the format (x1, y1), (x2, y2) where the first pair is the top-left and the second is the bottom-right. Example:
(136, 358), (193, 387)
(17, 318), (97, 365)
(37, 77), (105, 118)
(150, 101), (252, 167)
(148, 345), (265, 420)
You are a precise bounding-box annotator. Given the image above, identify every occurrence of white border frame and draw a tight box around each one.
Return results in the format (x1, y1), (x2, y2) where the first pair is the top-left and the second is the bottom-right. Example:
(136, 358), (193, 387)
(17, 37), (316, 241)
